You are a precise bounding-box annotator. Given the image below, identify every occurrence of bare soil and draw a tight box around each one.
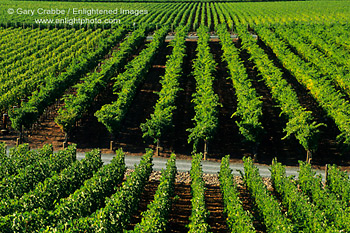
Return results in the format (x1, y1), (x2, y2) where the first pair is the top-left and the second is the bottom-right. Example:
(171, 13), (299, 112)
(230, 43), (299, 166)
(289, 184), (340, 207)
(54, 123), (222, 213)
(129, 170), (274, 232)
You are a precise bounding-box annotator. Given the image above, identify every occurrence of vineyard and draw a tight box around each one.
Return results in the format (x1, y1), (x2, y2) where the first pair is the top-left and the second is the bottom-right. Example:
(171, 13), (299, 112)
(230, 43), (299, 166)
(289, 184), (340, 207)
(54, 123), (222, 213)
(1, 143), (350, 232)
(1, 0), (350, 229)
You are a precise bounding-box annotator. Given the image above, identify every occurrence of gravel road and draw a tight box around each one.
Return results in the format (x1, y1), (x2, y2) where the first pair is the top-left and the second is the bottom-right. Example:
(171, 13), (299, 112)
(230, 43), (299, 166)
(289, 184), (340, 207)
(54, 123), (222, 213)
(4, 146), (325, 179)
(76, 152), (326, 180)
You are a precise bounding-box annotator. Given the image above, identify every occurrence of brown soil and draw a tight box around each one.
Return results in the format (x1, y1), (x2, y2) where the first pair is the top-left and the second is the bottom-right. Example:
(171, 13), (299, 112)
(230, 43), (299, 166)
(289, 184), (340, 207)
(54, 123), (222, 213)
(170, 173), (228, 233)
(127, 180), (160, 230)
(65, 41), (150, 152)
(25, 103), (66, 149)
(127, 171), (276, 232)
(205, 184), (227, 233)
(114, 41), (172, 154)
(237, 38), (305, 166)
(209, 41), (252, 158)
(167, 183), (192, 232)
(237, 184), (266, 233)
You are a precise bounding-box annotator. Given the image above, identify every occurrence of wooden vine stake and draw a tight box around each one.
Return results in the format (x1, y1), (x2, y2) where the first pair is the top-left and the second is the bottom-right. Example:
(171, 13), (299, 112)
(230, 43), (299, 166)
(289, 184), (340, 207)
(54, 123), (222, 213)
(203, 139), (208, 161)
(253, 153), (257, 163)
(2, 114), (8, 135)
(306, 150), (312, 164)
(2, 114), (6, 127)
(19, 125), (24, 144)
(325, 164), (328, 187)
(156, 139), (160, 157)
(63, 132), (69, 148)
(110, 141), (114, 151)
